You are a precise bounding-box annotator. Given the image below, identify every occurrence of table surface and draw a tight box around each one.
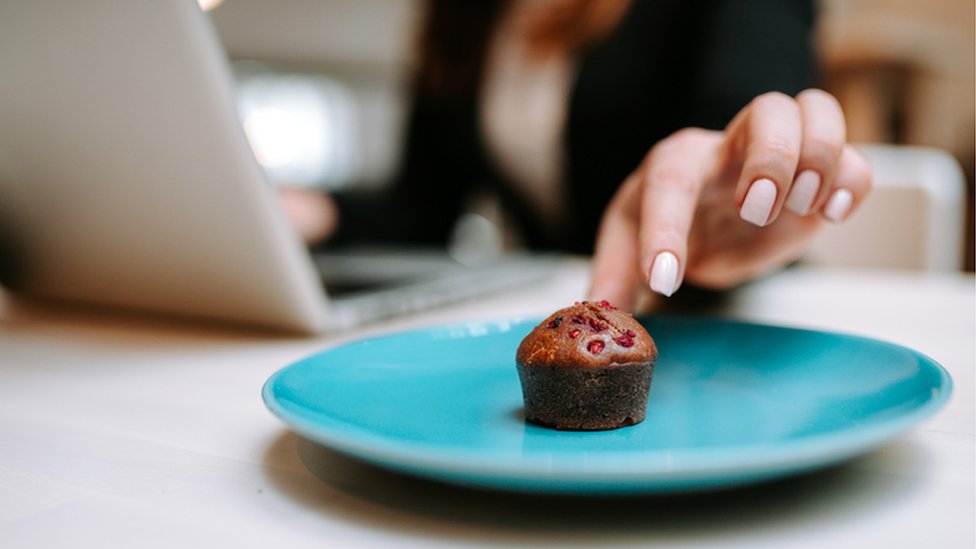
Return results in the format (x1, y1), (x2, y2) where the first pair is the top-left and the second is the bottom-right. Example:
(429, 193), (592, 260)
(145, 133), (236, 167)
(1, 261), (973, 548)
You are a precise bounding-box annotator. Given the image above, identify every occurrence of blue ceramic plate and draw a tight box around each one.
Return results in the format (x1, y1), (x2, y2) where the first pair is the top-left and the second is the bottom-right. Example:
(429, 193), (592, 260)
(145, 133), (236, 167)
(263, 316), (952, 494)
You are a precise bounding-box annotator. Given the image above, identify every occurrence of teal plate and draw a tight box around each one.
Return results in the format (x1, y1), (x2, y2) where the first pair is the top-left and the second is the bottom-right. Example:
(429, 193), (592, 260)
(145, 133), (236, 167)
(263, 316), (952, 494)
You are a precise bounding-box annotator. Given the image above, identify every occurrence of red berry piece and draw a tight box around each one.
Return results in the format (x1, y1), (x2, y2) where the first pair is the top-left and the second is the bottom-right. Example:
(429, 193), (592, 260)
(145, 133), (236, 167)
(547, 315), (564, 329)
(568, 328), (581, 339)
(571, 314), (586, 325)
(588, 318), (608, 333)
(598, 300), (617, 310)
(587, 340), (605, 355)
(614, 329), (636, 348)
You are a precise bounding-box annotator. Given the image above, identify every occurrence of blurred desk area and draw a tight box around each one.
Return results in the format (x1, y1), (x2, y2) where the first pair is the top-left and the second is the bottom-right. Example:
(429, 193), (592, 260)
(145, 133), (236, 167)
(0, 262), (973, 547)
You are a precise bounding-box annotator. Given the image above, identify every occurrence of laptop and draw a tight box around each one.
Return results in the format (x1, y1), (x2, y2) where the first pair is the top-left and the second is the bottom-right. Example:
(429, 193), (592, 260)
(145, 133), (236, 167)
(0, 0), (554, 334)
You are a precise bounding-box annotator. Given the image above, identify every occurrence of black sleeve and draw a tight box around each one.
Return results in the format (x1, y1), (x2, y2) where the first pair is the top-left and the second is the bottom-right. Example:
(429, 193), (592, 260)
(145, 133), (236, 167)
(684, 0), (817, 129)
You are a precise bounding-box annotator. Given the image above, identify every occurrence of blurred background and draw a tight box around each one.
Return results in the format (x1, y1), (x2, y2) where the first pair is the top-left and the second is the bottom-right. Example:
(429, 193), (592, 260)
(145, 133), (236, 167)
(204, 0), (975, 272)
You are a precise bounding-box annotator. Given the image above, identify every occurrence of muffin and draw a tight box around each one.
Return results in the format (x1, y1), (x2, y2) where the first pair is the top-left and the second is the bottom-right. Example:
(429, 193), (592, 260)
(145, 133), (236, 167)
(515, 300), (657, 430)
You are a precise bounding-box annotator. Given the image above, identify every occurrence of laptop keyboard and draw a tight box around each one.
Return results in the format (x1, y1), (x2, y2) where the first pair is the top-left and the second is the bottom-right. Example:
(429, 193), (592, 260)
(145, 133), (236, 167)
(313, 250), (558, 329)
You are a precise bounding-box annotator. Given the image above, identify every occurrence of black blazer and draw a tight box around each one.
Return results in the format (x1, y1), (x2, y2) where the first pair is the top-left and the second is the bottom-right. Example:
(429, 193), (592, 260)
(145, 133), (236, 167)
(331, 0), (816, 255)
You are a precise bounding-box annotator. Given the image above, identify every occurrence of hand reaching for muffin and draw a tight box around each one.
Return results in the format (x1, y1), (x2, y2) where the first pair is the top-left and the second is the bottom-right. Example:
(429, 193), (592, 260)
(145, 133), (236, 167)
(588, 90), (872, 309)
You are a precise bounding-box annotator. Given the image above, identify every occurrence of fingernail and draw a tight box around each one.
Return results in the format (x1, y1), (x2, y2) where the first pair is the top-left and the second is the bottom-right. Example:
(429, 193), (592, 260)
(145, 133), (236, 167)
(649, 251), (679, 297)
(785, 170), (820, 215)
(824, 188), (853, 222)
(740, 178), (777, 226)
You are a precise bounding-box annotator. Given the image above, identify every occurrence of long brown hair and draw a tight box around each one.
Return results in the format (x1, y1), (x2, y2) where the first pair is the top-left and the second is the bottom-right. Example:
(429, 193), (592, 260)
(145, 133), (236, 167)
(417, 0), (630, 96)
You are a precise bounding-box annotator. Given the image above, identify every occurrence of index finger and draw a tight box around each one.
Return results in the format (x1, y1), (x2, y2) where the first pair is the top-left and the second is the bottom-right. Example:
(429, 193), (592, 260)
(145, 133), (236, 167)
(637, 129), (719, 296)
(589, 174), (643, 307)
(590, 129), (719, 306)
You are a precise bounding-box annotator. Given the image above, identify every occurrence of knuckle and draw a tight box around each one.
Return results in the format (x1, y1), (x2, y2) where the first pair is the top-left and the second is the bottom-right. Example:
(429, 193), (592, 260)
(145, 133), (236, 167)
(656, 127), (713, 153)
(798, 88), (841, 109)
(670, 127), (707, 144)
(751, 91), (795, 110)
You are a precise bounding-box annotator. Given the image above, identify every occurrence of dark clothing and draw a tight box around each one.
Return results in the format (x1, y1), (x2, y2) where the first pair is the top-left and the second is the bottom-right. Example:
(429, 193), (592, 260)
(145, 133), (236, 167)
(332, 0), (816, 255)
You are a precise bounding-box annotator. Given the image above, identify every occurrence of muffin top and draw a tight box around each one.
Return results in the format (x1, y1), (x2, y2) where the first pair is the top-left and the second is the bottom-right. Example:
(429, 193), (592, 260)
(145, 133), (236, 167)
(516, 301), (657, 368)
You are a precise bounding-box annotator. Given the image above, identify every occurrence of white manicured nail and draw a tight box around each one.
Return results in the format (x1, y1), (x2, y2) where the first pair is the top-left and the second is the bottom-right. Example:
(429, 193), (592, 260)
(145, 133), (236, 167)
(740, 178), (777, 226)
(786, 170), (821, 215)
(824, 188), (853, 222)
(649, 251), (679, 297)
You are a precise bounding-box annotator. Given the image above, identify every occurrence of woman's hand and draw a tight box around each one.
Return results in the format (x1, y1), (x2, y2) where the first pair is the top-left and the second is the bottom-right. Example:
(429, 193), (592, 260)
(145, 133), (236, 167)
(588, 89), (872, 309)
(277, 186), (338, 246)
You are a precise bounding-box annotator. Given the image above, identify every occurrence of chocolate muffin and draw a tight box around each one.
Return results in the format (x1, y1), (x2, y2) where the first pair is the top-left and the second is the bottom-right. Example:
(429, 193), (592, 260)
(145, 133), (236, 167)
(515, 300), (657, 430)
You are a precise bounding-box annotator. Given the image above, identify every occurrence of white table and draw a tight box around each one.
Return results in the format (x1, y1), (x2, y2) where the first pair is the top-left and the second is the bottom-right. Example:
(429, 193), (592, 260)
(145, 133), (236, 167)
(1, 262), (973, 548)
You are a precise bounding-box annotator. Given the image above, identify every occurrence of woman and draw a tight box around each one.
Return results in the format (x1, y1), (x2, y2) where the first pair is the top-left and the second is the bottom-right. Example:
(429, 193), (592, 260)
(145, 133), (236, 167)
(282, 0), (872, 310)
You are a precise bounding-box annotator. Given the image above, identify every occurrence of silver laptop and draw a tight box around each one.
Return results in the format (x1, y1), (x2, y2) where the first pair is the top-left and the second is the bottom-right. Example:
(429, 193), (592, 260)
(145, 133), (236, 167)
(0, 0), (553, 334)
